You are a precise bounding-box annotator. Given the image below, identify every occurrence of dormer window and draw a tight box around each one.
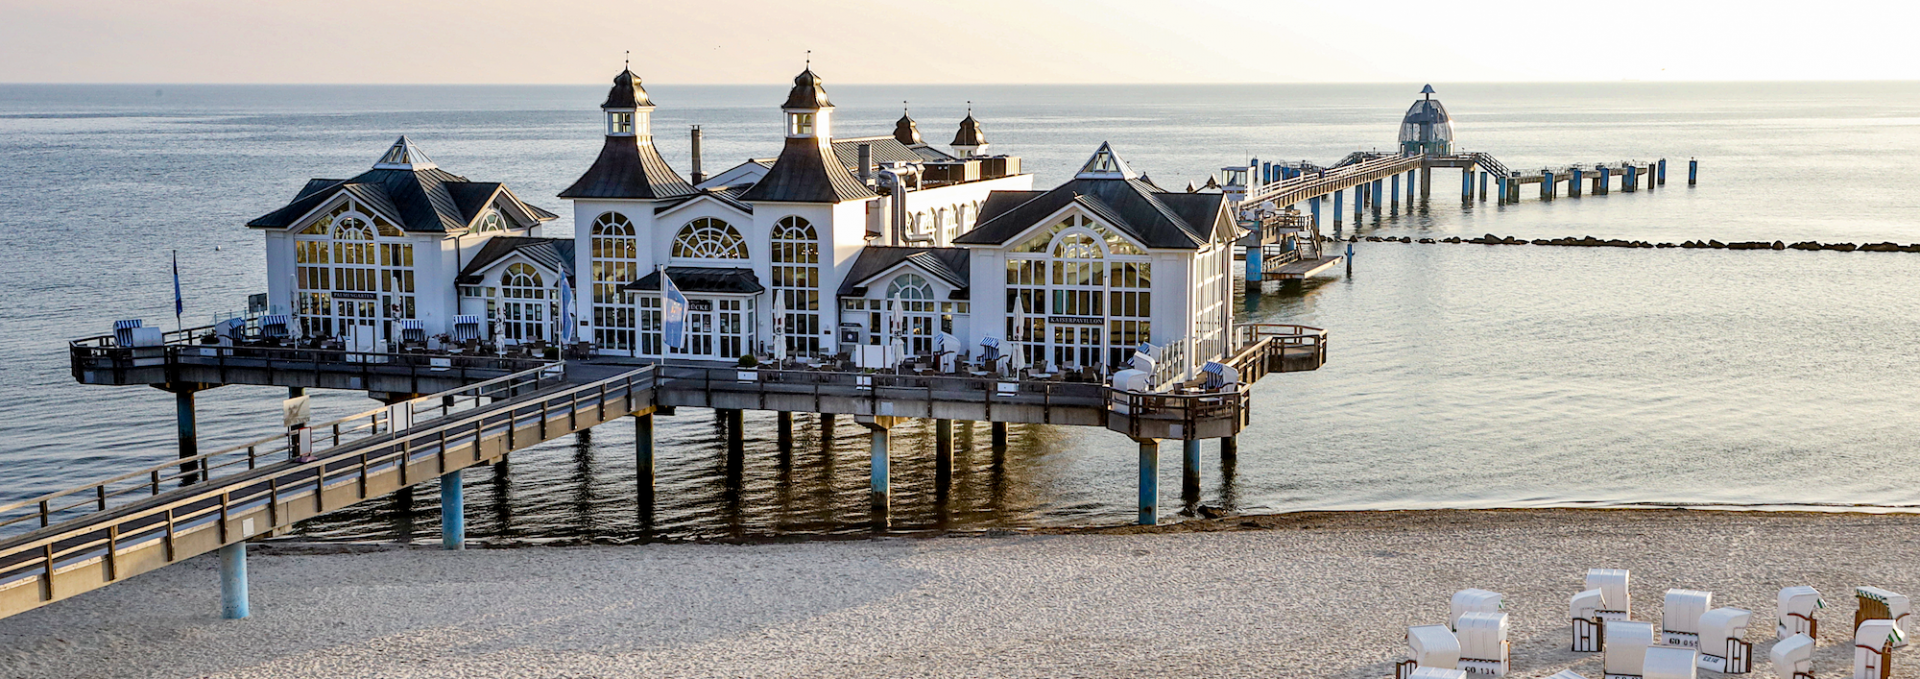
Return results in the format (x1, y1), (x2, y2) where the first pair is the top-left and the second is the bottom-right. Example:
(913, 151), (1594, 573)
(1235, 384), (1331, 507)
(608, 111), (634, 135)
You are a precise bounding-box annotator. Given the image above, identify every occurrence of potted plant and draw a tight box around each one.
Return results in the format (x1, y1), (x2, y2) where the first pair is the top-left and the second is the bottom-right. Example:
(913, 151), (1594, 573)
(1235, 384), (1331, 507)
(736, 353), (758, 382)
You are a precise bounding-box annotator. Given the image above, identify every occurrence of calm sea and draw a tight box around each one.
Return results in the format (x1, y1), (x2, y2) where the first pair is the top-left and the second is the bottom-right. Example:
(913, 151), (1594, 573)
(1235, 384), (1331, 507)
(3, 81), (1918, 541)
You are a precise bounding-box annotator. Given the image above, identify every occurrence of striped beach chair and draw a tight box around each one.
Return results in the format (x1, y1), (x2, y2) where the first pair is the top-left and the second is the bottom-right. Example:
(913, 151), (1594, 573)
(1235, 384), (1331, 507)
(397, 318), (427, 343)
(451, 315), (482, 342)
(113, 319), (143, 346)
(260, 314), (291, 340)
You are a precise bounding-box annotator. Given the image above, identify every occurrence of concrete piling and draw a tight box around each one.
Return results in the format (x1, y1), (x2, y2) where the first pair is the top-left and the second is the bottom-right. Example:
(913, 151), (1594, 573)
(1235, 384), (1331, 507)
(1689, 158), (1698, 186)
(440, 468), (464, 550)
(175, 389), (199, 484)
(935, 419), (953, 488)
(1137, 439), (1159, 526)
(219, 542), (248, 619)
(1182, 439), (1202, 502)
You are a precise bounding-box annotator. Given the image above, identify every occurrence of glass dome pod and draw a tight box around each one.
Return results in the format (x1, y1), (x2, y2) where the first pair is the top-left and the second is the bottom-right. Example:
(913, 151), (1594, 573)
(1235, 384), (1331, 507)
(1399, 84), (1453, 156)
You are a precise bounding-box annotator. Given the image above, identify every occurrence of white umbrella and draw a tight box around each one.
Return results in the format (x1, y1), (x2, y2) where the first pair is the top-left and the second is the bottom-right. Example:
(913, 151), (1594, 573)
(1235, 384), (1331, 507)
(886, 296), (905, 368)
(492, 317), (505, 357)
(1009, 297), (1029, 372)
(769, 293), (787, 362)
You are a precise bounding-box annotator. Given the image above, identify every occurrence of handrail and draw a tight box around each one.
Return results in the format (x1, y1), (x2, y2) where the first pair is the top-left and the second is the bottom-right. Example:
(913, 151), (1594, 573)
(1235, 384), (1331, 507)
(0, 362), (565, 536)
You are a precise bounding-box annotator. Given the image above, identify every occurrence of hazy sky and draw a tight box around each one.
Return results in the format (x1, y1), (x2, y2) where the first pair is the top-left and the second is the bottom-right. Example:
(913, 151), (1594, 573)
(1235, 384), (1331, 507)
(3, 0), (1913, 84)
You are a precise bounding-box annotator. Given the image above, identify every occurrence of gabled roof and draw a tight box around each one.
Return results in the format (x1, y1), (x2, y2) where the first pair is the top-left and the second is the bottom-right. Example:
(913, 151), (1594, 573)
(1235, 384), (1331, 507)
(604, 69), (653, 109)
(653, 189), (754, 217)
(249, 138), (557, 232)
(559, 135), (698, 200)
(954, 169), (1229, 250)
(623, 267), (765, 295)
(838, 247), (971, 297)
(456, 237), (576, 284)
(1074, 142), (1137, 180)
(738, 137), (876, 203)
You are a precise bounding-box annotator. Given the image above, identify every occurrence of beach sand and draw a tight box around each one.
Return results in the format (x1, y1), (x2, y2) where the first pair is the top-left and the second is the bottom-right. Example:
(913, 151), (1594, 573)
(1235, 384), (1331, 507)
(2, 509), (1918, 678)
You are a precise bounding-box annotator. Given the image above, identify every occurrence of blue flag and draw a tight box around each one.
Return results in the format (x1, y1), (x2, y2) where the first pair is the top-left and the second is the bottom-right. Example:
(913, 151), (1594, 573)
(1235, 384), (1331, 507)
(661, 268), (687, 351)
(558, 275), (576, 344)
(171, 250), (183, 329)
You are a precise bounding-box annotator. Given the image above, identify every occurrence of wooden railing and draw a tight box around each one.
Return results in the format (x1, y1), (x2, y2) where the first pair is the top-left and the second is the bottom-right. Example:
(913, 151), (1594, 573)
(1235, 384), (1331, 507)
(658, 365), (1109, 405)
(1106, 387), (1250, 441)
(0, 365), (653, 619)
(0, 363), (565, 538)
(70, 340), (551, 384)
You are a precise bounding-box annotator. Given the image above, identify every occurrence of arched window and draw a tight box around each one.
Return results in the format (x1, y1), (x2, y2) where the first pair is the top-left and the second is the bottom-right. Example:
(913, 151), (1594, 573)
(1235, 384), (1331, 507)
(671, 217), (747, 259)
(503, 262), (542, 289)
(500, 263), (546, 343)
(475, 210), (508, 233)
(770, 216), (821, 356)
(886, 273), (932, 300)
(590, 212), (637, 352)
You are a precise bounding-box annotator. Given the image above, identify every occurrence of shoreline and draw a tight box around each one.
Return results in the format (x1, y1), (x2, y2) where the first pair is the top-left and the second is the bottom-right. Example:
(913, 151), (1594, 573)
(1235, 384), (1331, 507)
(8, 507), (1920, 678)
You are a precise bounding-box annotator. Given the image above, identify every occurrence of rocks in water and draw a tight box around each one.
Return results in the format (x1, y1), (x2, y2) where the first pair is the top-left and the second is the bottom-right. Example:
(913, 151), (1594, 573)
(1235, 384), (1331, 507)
(1861, 242), (1901, 252)
(1365, 236), (1383, 242)
(1340, 234), (1908, 254)
(1708, 240), (1726, 248)
(1417, 238), (1435, 244)
(1789, 241), (1822, 251)
(1773, 241), (1786, 250)
(1822, 242), (1857, 252)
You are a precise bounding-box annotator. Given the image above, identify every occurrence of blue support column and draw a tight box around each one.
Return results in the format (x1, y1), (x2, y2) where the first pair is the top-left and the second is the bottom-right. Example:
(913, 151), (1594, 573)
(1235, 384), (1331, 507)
(1137, 439), (1159, 525)
(1688, 158), (1698, 186)
(1658, 158), (1667, 185)
(635, 413), (654, 503)
(1391, 174), (1402, 211)
(1245, 245), (1262, 282)
(176, 389), (199, 485)
(1571, 169), (1583, 197)
(1495, 176), (1506, 204)
(1372, 180), (1383, 214)
(1479, 171), (1489, 201)
(1461, 167), (1473, 200)
(1542, 171), (1554, 200)
(1332, 190), (1343, 229)
(440, 469), (464, 550)
(868, 423), (891, 526)
(1625, 165), (1638, 192)
(219, 542), (248, 619)
(1352, 187), (1361, 221)
(1310, 196), (1322, 231)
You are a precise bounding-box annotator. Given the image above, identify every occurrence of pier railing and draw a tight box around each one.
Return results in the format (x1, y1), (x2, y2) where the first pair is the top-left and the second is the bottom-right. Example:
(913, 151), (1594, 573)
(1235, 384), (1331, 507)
(0, 364), (651, 619)
(656, 364), (1110, 410)
(70, 340), (552, 386)
(0, 363), (565, 538)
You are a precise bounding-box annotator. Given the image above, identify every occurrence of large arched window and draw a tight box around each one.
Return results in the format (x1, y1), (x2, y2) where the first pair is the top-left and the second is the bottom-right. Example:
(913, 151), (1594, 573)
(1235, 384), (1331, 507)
(291, 200), (414, 341)
(886, 273), (932, 300)
(671, 217), (747, 259)
(590, 212), (637, 352)
(500, 263), (546, 343)
(885, 273), (936, 355)
(770, 216), (820, 356)
(475, 209), (509, 233)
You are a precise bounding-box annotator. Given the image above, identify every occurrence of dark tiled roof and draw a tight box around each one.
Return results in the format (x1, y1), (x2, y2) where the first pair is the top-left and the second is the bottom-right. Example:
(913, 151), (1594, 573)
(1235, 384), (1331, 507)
(653, 190), (754, 215)
(782, 68), (832, 109)
(603, 69), (653, 109)
(622, 267), (765, 295)
(829, 136), (931, 169)
(838, 247), (970, 296)
(738, 137), (876, 203)
(954, 177), (1228, 250)
(249, 165), (555, 233)
(457, 237), (577, 284)
(558, 136), (697, 200)
(951, 115), (985, 146)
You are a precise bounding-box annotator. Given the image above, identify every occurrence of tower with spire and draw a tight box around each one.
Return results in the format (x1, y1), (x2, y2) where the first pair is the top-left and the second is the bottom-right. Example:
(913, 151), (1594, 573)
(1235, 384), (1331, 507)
(950, 104), (988, 158)
(1398, 84), (1453, 156)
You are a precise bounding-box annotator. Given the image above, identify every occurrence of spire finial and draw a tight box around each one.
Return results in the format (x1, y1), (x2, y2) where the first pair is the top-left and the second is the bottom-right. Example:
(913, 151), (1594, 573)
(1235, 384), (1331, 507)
(624, 50), (630, 70)
(903, 100), (909, 114)
(806, 50), (811, 68)
(967, 100), (973, 114)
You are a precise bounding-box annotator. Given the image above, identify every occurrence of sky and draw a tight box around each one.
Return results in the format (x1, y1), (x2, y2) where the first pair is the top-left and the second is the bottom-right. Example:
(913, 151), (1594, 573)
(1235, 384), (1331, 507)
(2, 0), (1915, 84)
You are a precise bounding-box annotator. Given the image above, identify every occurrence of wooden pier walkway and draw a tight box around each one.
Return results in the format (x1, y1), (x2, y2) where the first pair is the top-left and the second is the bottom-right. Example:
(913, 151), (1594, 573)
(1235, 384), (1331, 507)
(0, 323), (1328, 622)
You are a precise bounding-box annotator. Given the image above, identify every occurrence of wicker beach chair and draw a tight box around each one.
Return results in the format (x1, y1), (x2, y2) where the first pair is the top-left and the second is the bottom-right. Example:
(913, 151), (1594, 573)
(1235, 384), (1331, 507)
(1776, 586), (1823, 641)
(1588, 568), (1632, 621)
(1643, 646), (1698, 679)
(1603, 620), (1657, 679)
(1769, 633), (1814, 679)
(1571, 588), (1607, 652)
(1696, 606), (1753, 674)
(1451, 589), (1503, 630)
(1456, 611), (1510, 677)
(1853, 619), (1902, 679)
(1854, 586), (1909, 648)
(1397, 624), (1461, 679)
(1661, 589), (1713, 648)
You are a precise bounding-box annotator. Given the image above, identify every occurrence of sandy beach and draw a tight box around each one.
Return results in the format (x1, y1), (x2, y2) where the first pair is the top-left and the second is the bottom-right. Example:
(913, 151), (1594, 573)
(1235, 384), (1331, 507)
(3, 509), (1919, 678)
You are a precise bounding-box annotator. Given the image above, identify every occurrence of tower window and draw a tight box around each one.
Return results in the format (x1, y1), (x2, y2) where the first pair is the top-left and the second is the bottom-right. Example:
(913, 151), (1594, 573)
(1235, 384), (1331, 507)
(792, 112), (815, 136)
(609, 112), (633, 135)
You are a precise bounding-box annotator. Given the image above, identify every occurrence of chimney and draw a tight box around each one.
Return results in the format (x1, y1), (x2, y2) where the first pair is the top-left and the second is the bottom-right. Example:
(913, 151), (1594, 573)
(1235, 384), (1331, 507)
(857, 143), (872, 184)
(689, 125), (705, 185)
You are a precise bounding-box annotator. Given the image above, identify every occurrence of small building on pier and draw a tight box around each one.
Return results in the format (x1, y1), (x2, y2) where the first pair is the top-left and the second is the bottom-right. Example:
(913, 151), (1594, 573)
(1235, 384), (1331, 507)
(1400, 84), (1453, 156)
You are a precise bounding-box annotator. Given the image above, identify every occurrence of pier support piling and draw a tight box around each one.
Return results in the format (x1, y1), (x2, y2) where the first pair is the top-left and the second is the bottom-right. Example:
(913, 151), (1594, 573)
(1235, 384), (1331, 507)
(288, 387), (305, 398)
(219, 542), (248, 619)
(1688, 158), (1698, 186)
(864, 420), (893, 526)
(1625, 165), (1638, 193)
(1245, 244), (1262, 282)
(1461, 167), (1472, 201)
(1371, 180), (1383, 215)
(1392, 174), (1402, 211)
(720, 409), (744, 461)
(1182, 438), (1202, 503)
(1542, 171), (1554, 200)
(1658, 158), (1667, 186)
(820, 413), (836, 442)
(1310, 196), (1322, 232)
(1419, 165), (1431, 200)
(776, 411), (792, 450)
(1571, 169), (1583, 197)
(1220, 435), (1237, 462)
(1137, 439), (1159, 526)
(1332, 190), (1343, 229)
(935, 419), (953, 488)
(175, 388), (199, 484)
(440, 468), (464, 550)
(1479, 171), (1489, 201)
(634, 412), (654, 519)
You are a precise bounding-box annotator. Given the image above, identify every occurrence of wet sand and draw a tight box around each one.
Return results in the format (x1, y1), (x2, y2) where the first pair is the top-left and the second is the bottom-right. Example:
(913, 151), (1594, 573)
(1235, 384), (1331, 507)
(3, 509), (1919, 678)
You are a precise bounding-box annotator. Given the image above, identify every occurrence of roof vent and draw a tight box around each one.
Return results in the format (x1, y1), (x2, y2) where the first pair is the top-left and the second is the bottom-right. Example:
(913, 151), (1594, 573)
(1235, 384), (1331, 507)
(373, 136), (437, 171)
(1074, 142), (1138, 180)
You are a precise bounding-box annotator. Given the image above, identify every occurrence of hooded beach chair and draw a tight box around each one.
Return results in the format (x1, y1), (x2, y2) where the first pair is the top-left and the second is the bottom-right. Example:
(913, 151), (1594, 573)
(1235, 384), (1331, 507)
(1588, 568), (1631, 621)
(1572, 587), (1607, 652)
(1697, 606), (1753, 674)
(1661, 589), (1713, 648)
(1456, 611), (1511, 676)
(1853, 618), (1902, 679)
(1643, 646), (1698, 679)
(1408, 668), (1467, 679)
(1854, 587), (1909, 648)
(1769, 633), (1813, 679)
(1451, 589), (1504, 629)
(1397, 624), (1461, 679)
(1603, 620), (1657, 679)
(1777, 586), (1823, 641)
(1544, 672), (1591, 679)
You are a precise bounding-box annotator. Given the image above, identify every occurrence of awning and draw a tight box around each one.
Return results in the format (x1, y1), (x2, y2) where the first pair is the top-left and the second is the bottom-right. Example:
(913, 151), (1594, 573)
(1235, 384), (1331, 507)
(623, 267), (765, 295)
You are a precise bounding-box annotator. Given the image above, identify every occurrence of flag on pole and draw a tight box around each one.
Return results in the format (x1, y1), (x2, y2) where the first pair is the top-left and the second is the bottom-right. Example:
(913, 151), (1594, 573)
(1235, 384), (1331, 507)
(661, 267), (687, 351)
(558, 275), (576, 344)
(171, 250), (184, 331)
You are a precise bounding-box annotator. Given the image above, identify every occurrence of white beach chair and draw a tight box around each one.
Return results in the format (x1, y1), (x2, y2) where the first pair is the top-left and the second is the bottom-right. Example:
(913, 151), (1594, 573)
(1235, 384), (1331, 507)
(1603, 620), (1658, 679)
(1643, 647), (1698, 679)
(1452, 589), (1504, 630)
(1398, 624), (1461, 679)
(1409, 668), (1468, 679)
(1853, 618), (1902, 679)
(1571, 588), (1608, 652)
(1777, 586), (1823, 641)
(1456, 611), (1511, 677)
(1769, 633), (1814, 679)
(1588, 568), (1632, 621)
(1661, 589), (1713, 648)
(1544, 672), (1591, 679)
(1854, 586), (1909, 648)
(1697, 606), (1753, 674)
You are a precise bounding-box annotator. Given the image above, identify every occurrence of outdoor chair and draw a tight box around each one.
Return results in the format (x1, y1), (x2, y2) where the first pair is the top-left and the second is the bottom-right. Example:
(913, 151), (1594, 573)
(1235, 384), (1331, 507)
(1603, 620), (1657, 679)
(1697, 606), (1753, 674)
(1451, 589), (1503, 629)
(1769, 633), (1813, 679)
(1853, 619), (1901, 679)
(1571, 588), (1607, 652)
(1588, 568), (1632, 621)
(1456, 611), (1510, 676)
(1642, 646), (1698, 679)
(1777, 586), (1823, 640)
(1661, 589), (1713, 648)
(1854, 587), (1909, 647)
(1397, 624), (1460, 679)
